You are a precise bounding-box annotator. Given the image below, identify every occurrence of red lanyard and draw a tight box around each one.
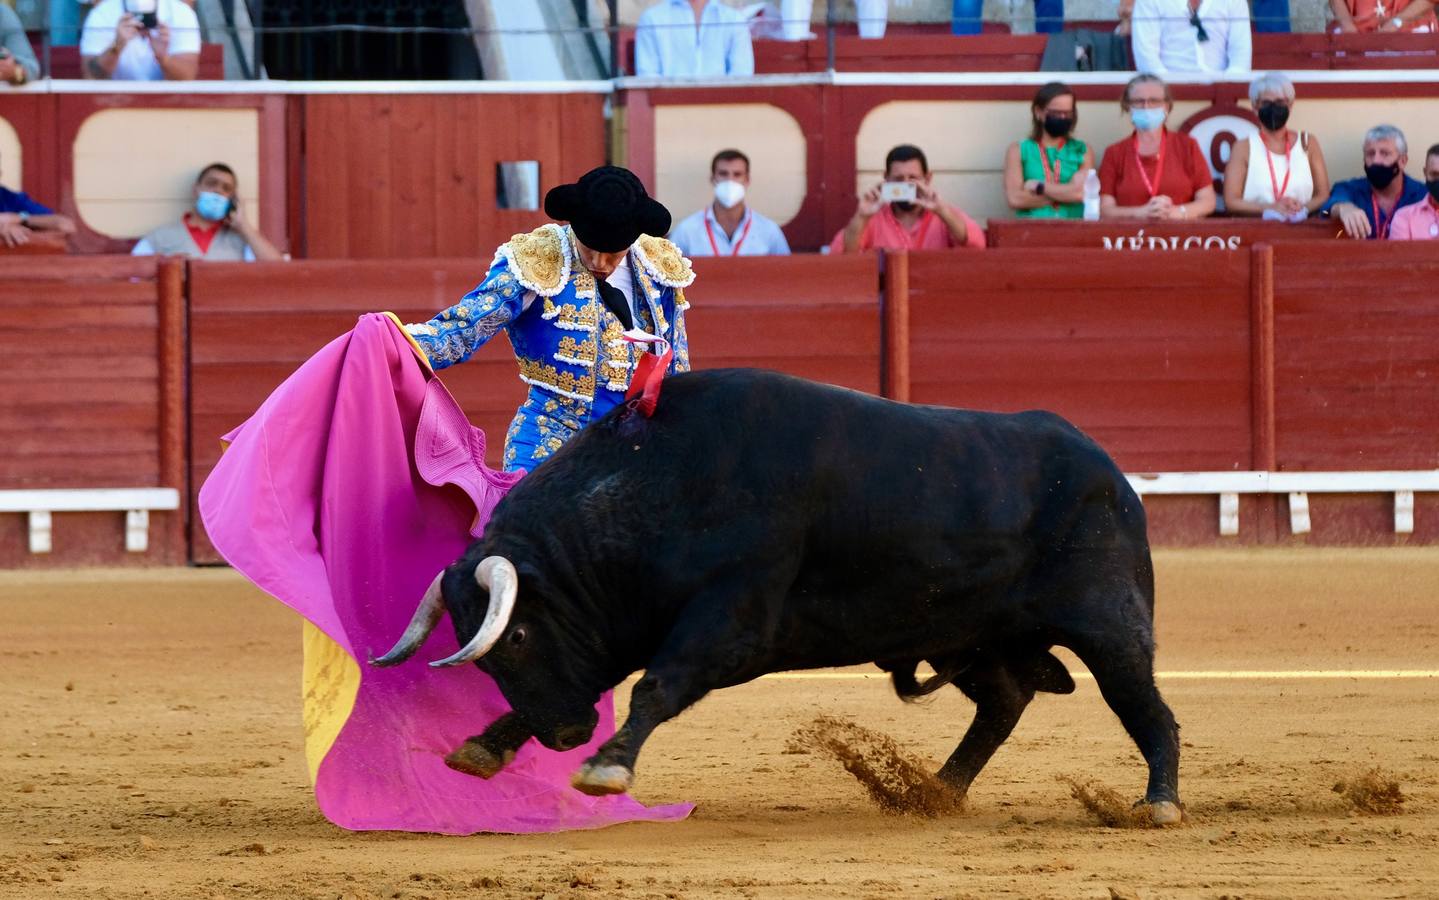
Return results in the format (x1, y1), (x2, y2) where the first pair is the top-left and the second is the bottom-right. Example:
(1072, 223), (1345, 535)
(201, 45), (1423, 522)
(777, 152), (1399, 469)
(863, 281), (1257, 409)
(1037, 140), (1066, 184)
(1132, 131), (1168, 200)
(704, 214), (752, 256)
(1264, 131), (1295, 203)
(1370, 193), (1396, 239)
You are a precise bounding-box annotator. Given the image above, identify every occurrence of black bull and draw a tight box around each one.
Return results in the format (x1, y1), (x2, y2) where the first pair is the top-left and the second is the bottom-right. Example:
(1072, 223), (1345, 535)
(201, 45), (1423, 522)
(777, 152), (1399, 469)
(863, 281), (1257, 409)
(373, 368), (1182, 824)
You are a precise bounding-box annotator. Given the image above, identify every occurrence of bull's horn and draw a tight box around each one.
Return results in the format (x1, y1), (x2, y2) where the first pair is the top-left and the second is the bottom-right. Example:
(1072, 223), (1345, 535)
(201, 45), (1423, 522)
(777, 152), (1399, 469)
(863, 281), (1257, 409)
(428, 556), (518, 668)
(369, 570), (446, 667)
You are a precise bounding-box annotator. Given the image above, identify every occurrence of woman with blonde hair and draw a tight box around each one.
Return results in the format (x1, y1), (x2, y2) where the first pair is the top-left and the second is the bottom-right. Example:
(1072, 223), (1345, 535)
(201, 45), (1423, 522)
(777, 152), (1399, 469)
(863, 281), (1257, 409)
(1097, 74), (1216, 221)
(1223, 72), (1331, 220)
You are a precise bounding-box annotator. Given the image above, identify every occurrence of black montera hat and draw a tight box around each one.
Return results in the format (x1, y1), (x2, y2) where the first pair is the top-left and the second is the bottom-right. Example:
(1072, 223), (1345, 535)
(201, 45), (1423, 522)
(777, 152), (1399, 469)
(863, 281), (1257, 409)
(544, 166), (671, 253)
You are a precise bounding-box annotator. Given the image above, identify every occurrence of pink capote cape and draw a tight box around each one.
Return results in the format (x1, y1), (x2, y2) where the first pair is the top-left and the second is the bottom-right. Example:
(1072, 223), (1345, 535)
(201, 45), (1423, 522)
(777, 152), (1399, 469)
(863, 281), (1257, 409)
(198, 313), (692, 833)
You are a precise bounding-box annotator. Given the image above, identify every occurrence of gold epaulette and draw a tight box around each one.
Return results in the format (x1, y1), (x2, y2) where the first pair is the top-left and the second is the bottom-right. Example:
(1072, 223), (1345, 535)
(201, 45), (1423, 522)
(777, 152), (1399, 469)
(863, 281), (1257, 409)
(496, 223), (572, 297)
(633, 235), (696, 289)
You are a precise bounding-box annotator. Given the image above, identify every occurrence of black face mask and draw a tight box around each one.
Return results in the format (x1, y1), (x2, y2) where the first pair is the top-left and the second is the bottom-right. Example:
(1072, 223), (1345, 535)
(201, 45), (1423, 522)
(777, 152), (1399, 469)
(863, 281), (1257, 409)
(1366, 162), (1401, 190)
(1042, 113), (1074, 138)
(1255, 102), (1289, 132)
(1428, 179), (1439, 203)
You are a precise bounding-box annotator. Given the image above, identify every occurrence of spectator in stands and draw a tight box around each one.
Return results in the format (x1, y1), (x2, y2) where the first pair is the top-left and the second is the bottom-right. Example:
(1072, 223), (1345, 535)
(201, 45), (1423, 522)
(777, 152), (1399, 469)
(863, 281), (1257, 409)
(1329, 0), (1436, 31)
(634, 0), (754, 77)
(1130, 0), (1251, 76)
(1322, 125), (1427, 240)
(132, 163), (282, 261)
(81, 0), (200, 81)
(1004, 82), (1095, 220)
(952, 0), (1064, 34)
(1223, 73), (1331, 220)
(0, 151), (78, 248)
(1098, 75), (1216, 220)
(0, 2), (39, 86)
(1389, 144), (1439, 240)
(830, 144), (985, 253)
(669, 149), (791, 257)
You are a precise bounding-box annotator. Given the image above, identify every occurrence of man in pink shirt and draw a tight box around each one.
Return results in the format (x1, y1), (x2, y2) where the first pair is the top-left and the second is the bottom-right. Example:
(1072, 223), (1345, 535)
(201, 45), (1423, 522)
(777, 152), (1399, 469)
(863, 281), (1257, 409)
(1389, 143), (1439, 241)
(829, 144), (986, 253)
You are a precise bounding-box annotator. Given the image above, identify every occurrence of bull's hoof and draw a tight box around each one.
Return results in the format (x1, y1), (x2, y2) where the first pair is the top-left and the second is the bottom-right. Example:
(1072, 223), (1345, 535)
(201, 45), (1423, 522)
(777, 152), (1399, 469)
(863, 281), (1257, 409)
(571, 762), (634, 796)
(444, 740), (514, 779)
(1148, 800), (1184, 827)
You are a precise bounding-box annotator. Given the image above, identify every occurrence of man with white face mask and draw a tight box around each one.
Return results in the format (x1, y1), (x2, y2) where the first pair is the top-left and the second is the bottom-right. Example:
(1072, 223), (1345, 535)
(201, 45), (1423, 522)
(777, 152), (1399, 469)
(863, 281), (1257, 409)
(668, 149), (791, 258)
(132, 162), (283, 261)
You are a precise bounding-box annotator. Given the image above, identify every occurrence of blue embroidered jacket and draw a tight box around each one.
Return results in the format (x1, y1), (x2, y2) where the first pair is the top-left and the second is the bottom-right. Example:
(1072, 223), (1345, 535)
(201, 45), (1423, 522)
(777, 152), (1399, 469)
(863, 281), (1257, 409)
(405, 224), (694, 472)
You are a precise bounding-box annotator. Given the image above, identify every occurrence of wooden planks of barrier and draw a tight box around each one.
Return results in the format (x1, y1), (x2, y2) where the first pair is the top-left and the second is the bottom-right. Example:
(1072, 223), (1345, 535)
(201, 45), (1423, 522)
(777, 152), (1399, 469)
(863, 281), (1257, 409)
(985, 217), (1342, 249)
(685, 254), (882, 394)
(899, 247), (1256, 474)
(0, 256), (186, 566)
(1271, 241), (1439, 473)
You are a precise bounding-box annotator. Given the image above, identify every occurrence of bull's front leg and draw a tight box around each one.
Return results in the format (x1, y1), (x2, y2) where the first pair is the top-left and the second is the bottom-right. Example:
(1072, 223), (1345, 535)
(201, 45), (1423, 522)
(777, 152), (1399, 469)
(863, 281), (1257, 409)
(572, 605), (766, 796)
(445, 711), (531, 779)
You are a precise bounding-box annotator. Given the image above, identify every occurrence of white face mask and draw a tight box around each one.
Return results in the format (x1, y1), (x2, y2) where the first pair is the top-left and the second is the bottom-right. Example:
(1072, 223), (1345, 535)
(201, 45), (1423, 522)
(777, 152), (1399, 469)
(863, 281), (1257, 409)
(713, 179), (746, 209)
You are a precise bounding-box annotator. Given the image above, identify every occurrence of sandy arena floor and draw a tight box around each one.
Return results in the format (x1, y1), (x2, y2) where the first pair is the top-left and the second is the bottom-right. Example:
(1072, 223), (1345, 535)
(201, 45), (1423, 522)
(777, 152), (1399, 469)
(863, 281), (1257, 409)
(2, 549), (1437, 899)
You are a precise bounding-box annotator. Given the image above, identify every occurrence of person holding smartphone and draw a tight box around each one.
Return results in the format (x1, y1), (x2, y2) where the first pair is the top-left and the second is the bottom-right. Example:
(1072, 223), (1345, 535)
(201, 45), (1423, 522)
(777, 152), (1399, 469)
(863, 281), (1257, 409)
(829, 144), (985, 253)
(0, 3), (41, 86)
(132, 163), (283, 261)
(80, 0), (200, 81)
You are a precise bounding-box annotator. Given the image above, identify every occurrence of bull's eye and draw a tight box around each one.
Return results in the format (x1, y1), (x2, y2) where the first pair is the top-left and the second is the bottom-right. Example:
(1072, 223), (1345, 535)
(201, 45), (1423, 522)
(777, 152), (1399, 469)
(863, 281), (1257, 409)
(508, 627), (527, 646)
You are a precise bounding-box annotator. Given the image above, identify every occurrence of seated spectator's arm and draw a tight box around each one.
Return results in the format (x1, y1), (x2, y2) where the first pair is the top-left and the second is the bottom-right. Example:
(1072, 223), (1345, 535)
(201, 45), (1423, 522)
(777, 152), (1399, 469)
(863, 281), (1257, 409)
(729, 20), (755, 76)
(1304, 134), (1332, 213)
(1129, 0), (1168, 77)
(229, 205), (283, 261)
(1101, 194), (1173, 220)
(1221, 138), (1267, 216)
(150, 24), (199, 80)
(26, 213), (77, 235)
(1168, 185), (1216, 219)
(1116, 0), (1135, 34)
(1, 18), (40, 84)
(83, 14), (139, 79)
(1003, 142), (1052, 212)
(0, 214), (31, 247)
(1224, 0), (1253, 72)
(1380, 0), (1435, 29)
(1043, 145), (1096, 205)
(634, 21), (660, 76)
(841, 184), (883, 253)
(1328, 0), (1359, 31)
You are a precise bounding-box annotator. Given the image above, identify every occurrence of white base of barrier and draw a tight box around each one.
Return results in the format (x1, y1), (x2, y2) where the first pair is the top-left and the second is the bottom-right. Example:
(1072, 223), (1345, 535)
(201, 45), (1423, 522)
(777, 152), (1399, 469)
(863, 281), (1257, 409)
(0, 489), (181, 554)
(1126, 471), (1439, 536)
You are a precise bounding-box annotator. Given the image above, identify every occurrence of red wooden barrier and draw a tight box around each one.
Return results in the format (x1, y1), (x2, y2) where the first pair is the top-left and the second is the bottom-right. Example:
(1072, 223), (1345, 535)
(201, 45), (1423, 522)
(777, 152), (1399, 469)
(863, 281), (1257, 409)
(297, 93), (606, 260)
(899, 248), (1256, 474)
(685, 254), (881, 393)
(1272, 241), (1439, 472)
(0, 255), (186, 566)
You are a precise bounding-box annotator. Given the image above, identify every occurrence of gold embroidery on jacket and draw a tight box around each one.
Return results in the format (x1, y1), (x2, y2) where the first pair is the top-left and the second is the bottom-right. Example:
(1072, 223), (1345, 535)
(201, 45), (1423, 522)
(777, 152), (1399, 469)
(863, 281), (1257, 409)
(633, 235), (696, 288)
(499, 224), (570, 296)
(517, 356), (596, 402)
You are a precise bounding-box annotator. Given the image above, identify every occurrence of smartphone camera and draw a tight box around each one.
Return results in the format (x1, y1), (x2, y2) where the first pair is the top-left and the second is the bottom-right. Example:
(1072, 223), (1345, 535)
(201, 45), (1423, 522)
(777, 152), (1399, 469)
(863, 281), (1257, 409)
(879, 182), (918, 203)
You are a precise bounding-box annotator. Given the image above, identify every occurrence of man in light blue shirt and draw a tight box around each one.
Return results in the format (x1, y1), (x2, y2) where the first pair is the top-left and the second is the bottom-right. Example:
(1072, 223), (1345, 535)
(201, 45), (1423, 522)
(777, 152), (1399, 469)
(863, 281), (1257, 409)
(634, 0), (755, 78)
(670, 149), (791, 257)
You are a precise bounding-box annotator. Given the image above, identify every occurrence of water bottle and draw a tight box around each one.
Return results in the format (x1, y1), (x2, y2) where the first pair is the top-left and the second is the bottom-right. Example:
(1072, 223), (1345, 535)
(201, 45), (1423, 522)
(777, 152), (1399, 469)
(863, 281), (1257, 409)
(1082, 169), (1101, 221)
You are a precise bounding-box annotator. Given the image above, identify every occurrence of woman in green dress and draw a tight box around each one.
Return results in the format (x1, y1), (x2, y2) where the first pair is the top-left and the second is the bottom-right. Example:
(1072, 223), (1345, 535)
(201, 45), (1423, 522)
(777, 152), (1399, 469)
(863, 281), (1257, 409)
(1003, 82), (1095, 219)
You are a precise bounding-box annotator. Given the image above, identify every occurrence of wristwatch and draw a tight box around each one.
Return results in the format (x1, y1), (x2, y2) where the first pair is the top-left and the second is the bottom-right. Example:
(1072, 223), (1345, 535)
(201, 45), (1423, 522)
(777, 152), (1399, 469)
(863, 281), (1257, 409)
(1034, 182), (1046, 196)
(1390, 16), (1404, 27)
(17, 211), (30, 227)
